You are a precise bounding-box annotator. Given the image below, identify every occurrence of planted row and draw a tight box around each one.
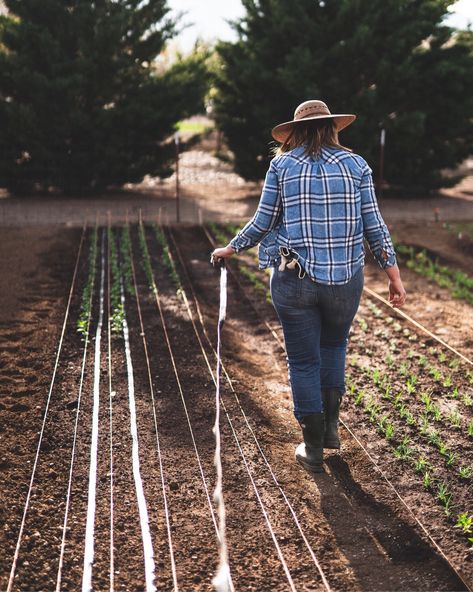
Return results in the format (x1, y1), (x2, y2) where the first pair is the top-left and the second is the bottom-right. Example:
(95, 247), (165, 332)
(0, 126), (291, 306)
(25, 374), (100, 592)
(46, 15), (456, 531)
(394, 242), (473, 305)
(346, 379), (473, 549)
(77, 226), (98, 338)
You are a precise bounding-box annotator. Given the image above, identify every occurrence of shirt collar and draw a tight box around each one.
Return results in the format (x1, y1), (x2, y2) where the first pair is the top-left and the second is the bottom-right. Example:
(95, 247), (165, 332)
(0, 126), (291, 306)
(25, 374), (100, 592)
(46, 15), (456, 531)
(291, 144), (343, 164)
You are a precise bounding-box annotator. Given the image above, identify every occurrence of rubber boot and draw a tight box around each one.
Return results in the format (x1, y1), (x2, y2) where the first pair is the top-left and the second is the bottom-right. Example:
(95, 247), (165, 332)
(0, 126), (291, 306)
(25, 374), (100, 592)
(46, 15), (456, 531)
(295, 412), (325, 473)
(322, 388), (343, 449)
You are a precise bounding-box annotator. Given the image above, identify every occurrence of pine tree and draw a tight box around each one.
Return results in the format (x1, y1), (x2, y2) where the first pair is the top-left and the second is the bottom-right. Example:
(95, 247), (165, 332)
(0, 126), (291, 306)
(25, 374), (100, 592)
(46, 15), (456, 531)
(214, 0), (473, 191)
(0, 1), (209, 195)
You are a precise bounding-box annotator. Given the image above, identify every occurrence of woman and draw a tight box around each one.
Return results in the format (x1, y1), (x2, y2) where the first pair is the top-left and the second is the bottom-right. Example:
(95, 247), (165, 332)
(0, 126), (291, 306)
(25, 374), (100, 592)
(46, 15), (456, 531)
(211, 99), (406, 473)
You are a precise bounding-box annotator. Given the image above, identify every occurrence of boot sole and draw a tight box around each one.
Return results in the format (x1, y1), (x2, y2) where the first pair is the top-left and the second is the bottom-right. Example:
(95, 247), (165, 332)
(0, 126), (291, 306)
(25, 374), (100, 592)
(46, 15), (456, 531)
(296, 454), (325, 474)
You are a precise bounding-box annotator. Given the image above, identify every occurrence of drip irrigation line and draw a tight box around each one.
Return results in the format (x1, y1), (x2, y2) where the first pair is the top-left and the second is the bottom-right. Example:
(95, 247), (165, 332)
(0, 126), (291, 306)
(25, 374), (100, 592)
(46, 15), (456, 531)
(106, 218), (115, 592)
(167, 226), (332, 592)
(202, 226), (285, 351)
(119, 234), (156, 592)
(363, 286), (473, 367)
(6, 223), (87, 592)
(126, 222), (179, 591)
(55, 228), (100, 592)
(82, 229), (106, 592)
(212, 260), (233, 592)
(200, 226), (471, 591)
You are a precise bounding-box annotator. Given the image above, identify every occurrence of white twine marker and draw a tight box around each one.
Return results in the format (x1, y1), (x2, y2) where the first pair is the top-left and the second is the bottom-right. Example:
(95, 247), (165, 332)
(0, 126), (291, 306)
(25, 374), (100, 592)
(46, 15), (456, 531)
(212, 262), (233, 592)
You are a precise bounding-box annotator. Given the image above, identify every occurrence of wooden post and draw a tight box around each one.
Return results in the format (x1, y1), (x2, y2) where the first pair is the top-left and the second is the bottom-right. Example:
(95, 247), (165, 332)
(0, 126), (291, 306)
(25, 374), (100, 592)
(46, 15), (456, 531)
(174, 132), (180, 223)
(378, 128), (386, 199)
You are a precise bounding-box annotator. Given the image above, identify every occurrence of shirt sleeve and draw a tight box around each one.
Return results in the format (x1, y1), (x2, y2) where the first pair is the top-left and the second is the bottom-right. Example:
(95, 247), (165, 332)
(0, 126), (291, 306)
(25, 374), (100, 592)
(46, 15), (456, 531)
(360, 164), (396, 269)
(230, 159), (282, 253)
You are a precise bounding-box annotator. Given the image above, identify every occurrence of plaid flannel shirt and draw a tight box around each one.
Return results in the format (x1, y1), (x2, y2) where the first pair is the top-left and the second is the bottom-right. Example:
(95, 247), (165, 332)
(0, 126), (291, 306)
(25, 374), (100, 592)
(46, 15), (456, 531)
(230, 145), (396, 285)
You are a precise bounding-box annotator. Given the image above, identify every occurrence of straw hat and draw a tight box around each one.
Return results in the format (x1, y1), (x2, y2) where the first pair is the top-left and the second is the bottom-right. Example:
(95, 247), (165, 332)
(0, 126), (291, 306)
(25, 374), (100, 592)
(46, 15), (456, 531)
(271, 100), (356, 143)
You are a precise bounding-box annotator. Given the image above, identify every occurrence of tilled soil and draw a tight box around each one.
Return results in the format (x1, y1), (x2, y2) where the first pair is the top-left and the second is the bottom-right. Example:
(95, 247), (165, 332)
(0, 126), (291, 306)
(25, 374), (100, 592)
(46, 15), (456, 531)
(0, 223), (471, 591)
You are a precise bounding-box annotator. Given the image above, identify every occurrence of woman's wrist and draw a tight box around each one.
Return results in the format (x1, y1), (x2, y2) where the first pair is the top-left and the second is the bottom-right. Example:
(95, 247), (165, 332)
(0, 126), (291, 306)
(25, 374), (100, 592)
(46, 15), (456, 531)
(385, 263), (401, 281)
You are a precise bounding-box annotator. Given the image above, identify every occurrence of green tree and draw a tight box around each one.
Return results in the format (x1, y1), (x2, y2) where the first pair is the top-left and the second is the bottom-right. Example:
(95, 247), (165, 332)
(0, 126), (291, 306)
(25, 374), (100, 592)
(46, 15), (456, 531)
(214, 0), (473, 191)
(0, 1), (210, 195)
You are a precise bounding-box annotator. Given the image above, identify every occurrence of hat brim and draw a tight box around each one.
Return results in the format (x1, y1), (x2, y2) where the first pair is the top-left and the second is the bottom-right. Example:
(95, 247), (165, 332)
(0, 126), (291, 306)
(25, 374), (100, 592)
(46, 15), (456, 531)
(271, 114), (356, 143)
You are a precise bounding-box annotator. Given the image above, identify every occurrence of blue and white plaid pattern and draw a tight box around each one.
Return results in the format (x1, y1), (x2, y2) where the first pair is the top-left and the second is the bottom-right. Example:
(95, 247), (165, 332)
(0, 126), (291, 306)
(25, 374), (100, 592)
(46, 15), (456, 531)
(230, 145), (396, 285)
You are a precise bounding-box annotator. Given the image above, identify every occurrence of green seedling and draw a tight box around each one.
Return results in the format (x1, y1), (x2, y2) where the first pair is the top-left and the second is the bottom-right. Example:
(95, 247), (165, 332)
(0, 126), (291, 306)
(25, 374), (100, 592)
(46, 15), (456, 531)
(399, 361), (408, 376)
(462, 394), (472, 407)
(458, 466), (473, 480)
(382, 385), (392, 401)
(454, 512), (473, 535)
(422, 471), (432, 490)
(393, 436), (413, 461)
(443, 375), (453, 388)
(406, 376), (417, 395)
(431, 404), (443, 422)
(467, 419), (473, 439)
(354, 390), (364, 407)
(385, 423), (395, 440)
(444, 451), (456, 467)
(428, 366), (442, 382)
(427, 429), (441, 447)
(447, 410), (461, 429)
(414, 456), (428, 474)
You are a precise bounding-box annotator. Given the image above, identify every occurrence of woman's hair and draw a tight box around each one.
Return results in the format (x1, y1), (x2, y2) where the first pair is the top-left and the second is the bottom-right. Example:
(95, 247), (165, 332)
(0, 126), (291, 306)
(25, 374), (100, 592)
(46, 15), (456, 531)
(273, 119), (351, 157)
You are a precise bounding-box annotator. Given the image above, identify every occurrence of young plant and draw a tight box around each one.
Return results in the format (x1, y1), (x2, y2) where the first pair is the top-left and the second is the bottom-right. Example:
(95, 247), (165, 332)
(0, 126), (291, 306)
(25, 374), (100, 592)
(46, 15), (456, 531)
(454, 512), (473, 535)
(77, 227), (98, 338)
(458, 466), (473, 480)
(109, 228), (125, 334)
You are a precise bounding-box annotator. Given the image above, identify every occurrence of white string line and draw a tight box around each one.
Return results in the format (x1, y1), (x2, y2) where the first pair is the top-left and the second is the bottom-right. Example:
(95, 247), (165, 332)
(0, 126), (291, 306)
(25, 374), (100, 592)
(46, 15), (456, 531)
(119, 248), (156, 592)
(82, 229), (106, 592)
(6, 224), (87, 592)
(202, 228), (469, 590)
(149, 223), (294, 591)
(55, 227), (99, 592)
(212, 265), (233, 592)
(167, 226), (330, 590)
(363, 285), (473, 367)
(107, 220), (115, 592)
(140, 224), (220, 543)
(128, 222), (179, 591)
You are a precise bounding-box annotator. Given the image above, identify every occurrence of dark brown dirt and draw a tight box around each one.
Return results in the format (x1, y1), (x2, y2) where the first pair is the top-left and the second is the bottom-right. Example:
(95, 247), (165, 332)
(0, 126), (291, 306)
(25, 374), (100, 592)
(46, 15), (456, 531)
(0, 222), (472, 591)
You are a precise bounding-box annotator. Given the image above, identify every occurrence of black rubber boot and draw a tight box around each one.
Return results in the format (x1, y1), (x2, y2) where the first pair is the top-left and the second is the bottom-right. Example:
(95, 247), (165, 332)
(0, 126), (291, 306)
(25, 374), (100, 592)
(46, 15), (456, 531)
(295, 412), (325, 473)
(322, 388), (343, 449)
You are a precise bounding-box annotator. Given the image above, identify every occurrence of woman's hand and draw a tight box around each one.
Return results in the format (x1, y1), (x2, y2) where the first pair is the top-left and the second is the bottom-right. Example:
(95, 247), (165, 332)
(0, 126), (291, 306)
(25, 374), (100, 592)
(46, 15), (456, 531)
(210, 244), (235, 263)
(385, 263), (406, 308)
(388, 277), (406, 308)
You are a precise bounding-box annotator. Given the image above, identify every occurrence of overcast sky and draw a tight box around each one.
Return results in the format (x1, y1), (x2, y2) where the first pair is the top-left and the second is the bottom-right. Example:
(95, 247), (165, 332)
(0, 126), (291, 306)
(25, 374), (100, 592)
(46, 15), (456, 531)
(167, 0), (473, 52)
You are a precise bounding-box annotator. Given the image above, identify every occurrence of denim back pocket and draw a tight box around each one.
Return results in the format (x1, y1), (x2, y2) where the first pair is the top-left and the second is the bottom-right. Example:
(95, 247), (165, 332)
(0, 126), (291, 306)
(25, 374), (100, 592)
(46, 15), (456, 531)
(270, 267), (302, 302)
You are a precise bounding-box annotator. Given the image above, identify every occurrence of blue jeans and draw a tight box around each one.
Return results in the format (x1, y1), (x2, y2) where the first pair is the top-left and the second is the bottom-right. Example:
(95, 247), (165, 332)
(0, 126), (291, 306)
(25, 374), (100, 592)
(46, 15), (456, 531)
(270, 265), (364, 421)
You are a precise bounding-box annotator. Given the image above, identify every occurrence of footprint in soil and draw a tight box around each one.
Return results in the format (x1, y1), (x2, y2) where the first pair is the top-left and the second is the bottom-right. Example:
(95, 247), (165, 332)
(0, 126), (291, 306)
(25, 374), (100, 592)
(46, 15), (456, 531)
(9, 402), (30, 412)
(3, 345), (20, 353)
(11, 389), (35, 399)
